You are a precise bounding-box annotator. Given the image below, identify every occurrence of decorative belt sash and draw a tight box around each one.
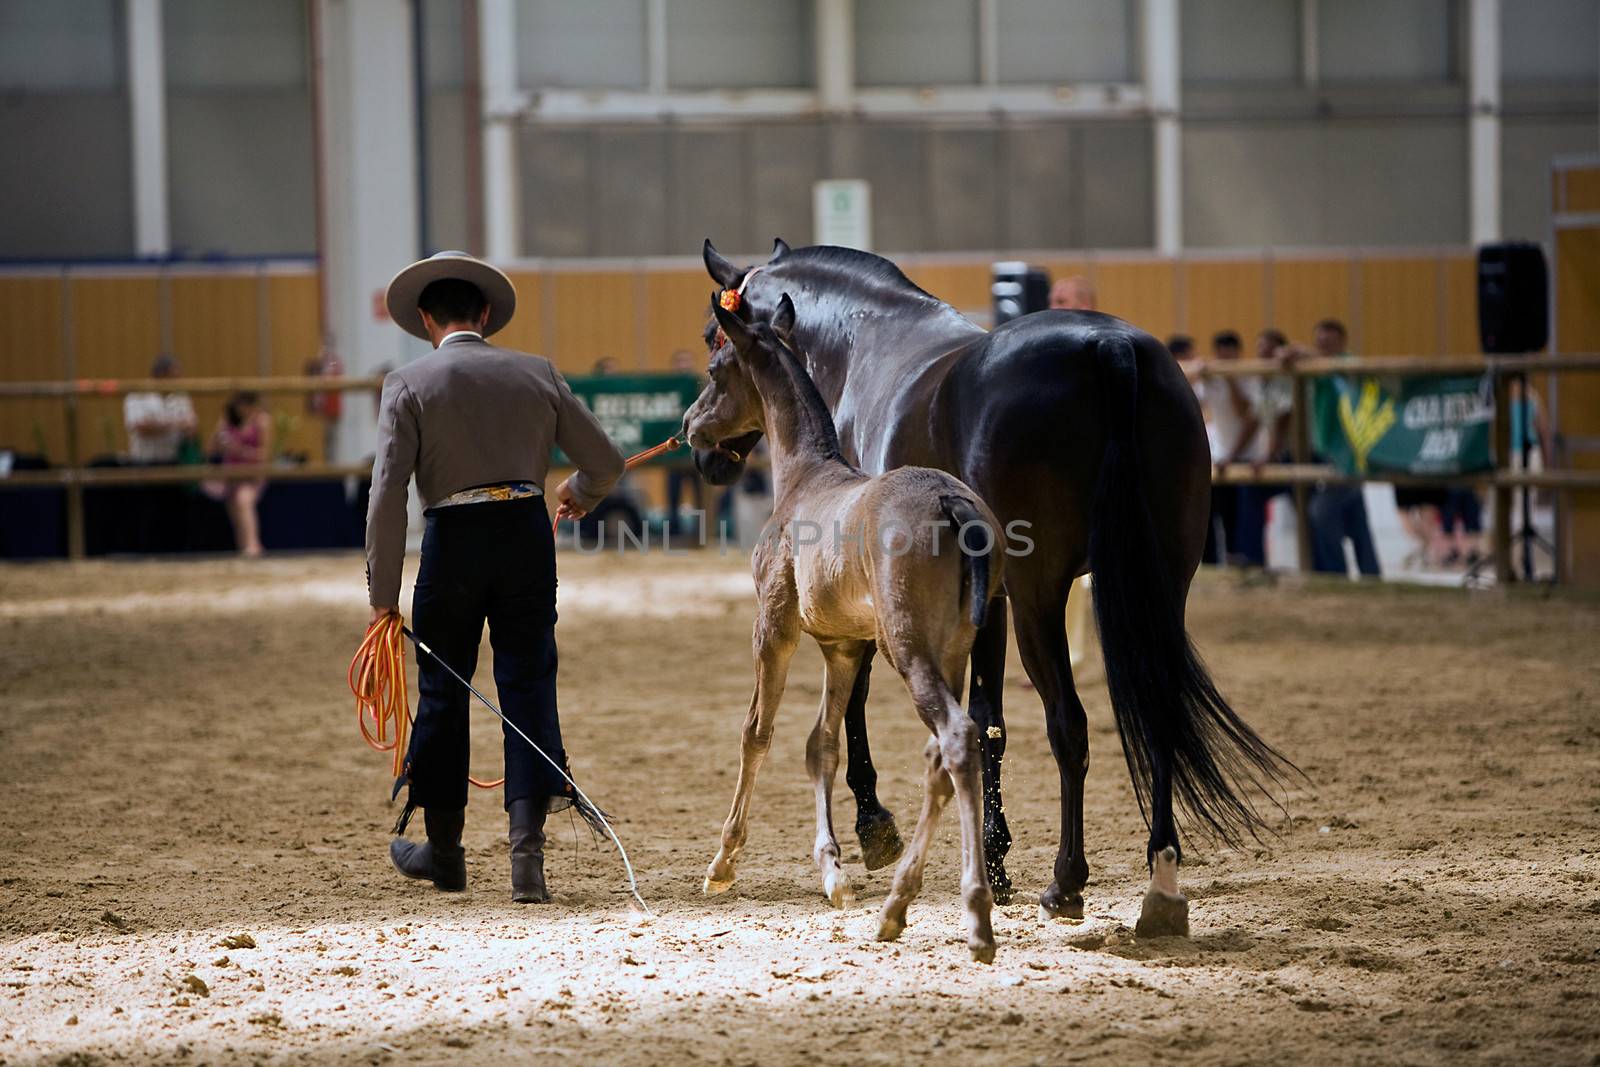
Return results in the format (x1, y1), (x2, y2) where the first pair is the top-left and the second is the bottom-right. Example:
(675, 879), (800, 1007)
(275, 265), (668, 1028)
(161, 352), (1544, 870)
(431, 481), (543, 510)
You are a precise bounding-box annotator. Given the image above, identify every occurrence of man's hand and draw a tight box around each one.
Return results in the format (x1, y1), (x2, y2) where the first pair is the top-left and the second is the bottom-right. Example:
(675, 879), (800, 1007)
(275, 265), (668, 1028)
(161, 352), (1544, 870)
(369, 605), (397, 627)
(554, 478), (587, 523)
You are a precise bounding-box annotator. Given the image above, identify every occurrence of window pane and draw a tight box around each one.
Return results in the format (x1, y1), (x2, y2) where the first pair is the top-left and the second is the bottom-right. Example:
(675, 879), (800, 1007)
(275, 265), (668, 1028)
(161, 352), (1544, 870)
(996, 0), (1135, 84)
(0, 0), (121, 91)
(518, 0), (647, 90)
(667, 0), (814, 89)
(164, 0), (307, 91)
(1182, 0), (1300, 83)
(1502, 0), (1599, 84)
(1318, 0), (1453, 82)
(855, 0), (977, 87)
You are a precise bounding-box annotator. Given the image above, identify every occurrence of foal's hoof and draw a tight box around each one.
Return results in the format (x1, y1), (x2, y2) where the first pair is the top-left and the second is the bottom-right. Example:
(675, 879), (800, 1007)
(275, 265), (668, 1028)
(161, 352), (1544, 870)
(987, 859), (1015, 905)
(876, 914), (905, 942)
(969, 941), (997, 965)
(857, 814), (905, 872)
(703, 875), (734, 896)
(1039, 883), (1085, 921)
(824, 871), (855, 909)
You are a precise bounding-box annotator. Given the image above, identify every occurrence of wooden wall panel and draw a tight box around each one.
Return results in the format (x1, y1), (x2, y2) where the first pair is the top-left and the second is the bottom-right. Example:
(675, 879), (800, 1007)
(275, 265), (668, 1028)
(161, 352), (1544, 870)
(548, 271), (637, 376)
(263, 272), (327, 463)
(1183, 260), (1267, 350)
(69, 276), (162, 459)
(1560, 166), (1600, 213)
(900, 263), (990, 316)
(1269, 258), (1352, 346)
(644, 269), (717, 369)
(170, 275), (259, 377)
(1439, 254), (1482, 356)
(1094, 261), (1178, 341)
(0, 276), (68, 458)
(1358, 258), (1441, 358)
(491, 270), (547, 358)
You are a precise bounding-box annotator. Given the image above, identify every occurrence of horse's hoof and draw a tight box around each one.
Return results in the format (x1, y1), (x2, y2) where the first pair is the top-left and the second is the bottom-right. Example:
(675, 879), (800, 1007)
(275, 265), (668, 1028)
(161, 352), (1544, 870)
(876, 914), (905, 942)
(1135, 887), (1189, 938)
(857, 815), (904, 872)
(824, 872), (855, 909)
(703, 875), (734, 896)
(1135, 847), (1189, 938)
(969, 941), (997, 965)
(987, 861), (1015, 905)
(1039, 885), (1084, 921)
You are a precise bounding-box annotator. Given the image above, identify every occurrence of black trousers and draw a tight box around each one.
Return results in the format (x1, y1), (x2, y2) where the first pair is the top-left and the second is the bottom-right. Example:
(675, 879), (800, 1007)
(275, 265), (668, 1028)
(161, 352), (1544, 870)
(405, 496), (569, 812)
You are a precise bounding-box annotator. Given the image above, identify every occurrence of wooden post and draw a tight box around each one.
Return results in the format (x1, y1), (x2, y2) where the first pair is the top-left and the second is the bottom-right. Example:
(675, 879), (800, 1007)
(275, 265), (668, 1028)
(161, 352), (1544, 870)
(1291, 373), (1314, 571)
(1491, 367), (1513, 584)
(63, 393), (85, 561)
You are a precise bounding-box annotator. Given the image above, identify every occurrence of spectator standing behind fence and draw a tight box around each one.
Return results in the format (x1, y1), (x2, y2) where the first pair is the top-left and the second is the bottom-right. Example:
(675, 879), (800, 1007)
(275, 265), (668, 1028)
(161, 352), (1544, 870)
(204, 391), (271, 558)
(123, 355), (197, 464)
(665, 349), (706, 536)
(1200, 330), (1262, 565)
(1233, 328), (1295, 567)
(1287, 319), (1381, 578)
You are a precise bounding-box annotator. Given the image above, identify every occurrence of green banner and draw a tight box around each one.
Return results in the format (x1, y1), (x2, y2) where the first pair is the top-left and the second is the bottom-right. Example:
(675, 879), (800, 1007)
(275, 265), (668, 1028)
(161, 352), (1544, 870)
(555, 373), (703, 466)
(1311, 374), (1494, 476)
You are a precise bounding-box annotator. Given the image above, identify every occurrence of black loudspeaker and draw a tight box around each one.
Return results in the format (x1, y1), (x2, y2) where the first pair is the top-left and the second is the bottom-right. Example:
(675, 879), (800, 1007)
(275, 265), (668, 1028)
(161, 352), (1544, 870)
(1477, 242), (1548, 354)
(991, 262), (1050, 326)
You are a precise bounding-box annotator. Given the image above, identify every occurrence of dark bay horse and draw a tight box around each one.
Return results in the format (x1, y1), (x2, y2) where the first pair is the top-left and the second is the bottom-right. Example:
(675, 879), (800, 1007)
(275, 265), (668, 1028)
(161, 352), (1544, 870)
(693, 239), (1291, 935)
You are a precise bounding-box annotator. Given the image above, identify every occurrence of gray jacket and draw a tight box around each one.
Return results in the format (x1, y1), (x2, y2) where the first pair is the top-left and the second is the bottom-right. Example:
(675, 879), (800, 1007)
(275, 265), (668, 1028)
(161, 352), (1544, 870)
(365, 334), (625, 608)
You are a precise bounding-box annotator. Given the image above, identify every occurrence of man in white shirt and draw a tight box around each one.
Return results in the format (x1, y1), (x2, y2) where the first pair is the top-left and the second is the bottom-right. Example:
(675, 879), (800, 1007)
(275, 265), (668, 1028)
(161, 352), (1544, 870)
(123, 356), (197, 464)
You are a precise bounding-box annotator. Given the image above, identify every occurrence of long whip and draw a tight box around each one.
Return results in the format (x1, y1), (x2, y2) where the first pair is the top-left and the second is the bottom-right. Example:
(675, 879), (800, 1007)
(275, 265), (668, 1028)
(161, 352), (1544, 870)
(399, 625), (651, 915)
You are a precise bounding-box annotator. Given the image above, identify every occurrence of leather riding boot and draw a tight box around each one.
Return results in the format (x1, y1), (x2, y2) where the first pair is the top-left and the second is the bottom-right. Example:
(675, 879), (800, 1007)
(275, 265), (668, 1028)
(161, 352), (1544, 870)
(508, 798), (549, 904)
(389, 807), (467, 892)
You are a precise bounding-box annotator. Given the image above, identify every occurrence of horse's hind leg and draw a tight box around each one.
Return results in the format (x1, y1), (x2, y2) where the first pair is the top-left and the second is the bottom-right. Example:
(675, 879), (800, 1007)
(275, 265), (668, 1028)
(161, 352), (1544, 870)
(1012, 582), (1092, 920)
(842, 645), (905, 870)
(808, 640), (868, 907)
(966, 602), (1014, 902)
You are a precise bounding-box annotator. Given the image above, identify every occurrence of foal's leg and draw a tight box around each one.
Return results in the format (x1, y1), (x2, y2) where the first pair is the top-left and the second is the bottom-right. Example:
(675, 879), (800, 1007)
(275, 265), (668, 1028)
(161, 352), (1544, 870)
(881, 662), (996, 963)
(1012, 584), (1093, 920)
(966, 602), (1013, 902)
(876, 737), (951, 942)
(807, 640), (868, 907)
(704, 606), (799, 895)
(842, 645), (905, 870)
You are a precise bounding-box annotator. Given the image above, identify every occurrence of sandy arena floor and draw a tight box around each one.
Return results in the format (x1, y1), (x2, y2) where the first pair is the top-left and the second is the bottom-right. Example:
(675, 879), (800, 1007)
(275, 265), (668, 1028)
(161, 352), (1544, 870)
(2, 550), (1598, 1065)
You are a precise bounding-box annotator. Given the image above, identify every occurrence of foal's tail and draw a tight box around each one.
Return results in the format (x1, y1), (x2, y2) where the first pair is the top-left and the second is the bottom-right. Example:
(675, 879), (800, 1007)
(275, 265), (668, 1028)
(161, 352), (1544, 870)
(940, 494), (994, 629)
(1088, 335), (1294, 854)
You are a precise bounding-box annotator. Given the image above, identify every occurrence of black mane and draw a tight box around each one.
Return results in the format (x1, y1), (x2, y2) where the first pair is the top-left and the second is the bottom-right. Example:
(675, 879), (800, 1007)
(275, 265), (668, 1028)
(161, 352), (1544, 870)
(784, 245), (939, 303)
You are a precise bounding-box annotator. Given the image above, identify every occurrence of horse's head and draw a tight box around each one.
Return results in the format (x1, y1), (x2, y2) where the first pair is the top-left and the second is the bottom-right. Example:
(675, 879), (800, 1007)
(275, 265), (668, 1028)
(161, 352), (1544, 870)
(687, 237), (791, 484)
(682, 290), (798, 484)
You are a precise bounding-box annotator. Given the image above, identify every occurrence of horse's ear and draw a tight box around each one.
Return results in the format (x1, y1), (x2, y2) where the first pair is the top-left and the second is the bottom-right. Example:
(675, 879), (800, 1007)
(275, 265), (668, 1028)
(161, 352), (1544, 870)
(771, 237), (791, 260)
(771, 293), (796, 338)
(711, 293), (754, 352)
(703, 239), (742, 289)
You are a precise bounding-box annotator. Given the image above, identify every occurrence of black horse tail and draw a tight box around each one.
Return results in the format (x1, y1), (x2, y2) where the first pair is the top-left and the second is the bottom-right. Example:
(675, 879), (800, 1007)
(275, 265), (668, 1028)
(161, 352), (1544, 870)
(1088, 335), (1293, 854)
(941, 494), (993, 629)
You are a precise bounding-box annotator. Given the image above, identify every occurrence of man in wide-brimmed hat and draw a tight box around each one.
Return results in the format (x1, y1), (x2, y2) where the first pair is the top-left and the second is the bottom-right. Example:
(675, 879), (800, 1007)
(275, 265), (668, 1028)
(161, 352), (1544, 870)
(367, 251), (624, 903)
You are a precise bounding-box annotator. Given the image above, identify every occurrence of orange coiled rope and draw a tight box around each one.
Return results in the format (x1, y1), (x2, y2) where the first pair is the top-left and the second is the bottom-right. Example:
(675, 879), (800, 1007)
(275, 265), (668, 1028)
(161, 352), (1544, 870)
(349, 612), (503, 789)
(351, 435), (683, 789)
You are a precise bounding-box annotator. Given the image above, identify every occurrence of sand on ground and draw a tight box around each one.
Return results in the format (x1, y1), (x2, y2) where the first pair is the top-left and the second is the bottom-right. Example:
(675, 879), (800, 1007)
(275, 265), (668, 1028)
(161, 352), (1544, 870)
(1, 551), (1597, 1065)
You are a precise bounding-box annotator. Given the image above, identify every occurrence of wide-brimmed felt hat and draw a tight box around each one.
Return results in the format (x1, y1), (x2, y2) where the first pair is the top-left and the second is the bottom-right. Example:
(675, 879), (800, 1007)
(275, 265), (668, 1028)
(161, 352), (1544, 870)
(385, 251), (517, 340)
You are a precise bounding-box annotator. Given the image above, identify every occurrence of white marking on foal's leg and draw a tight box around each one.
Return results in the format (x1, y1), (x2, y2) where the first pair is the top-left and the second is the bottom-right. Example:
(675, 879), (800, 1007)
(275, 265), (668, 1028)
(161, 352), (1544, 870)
(1134, 846), (1190, 938)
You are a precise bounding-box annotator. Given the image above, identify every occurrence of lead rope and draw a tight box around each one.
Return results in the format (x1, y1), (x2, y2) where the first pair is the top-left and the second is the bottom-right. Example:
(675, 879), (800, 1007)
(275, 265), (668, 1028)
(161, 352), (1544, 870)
(550, 435), (684, 536)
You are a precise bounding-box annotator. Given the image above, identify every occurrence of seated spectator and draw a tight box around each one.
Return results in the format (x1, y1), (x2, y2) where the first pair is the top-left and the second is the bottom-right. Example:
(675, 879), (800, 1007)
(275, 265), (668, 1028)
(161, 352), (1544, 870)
(123, 355), (197, 464)
(1300, 319), (1381, 578)
(205, 392), (272, 557)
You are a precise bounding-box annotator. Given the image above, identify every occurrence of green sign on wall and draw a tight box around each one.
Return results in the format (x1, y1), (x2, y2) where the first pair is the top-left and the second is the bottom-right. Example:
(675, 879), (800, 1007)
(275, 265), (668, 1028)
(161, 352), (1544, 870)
(555, 373), (703, 466)
(1311, 374), (1494, 477)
